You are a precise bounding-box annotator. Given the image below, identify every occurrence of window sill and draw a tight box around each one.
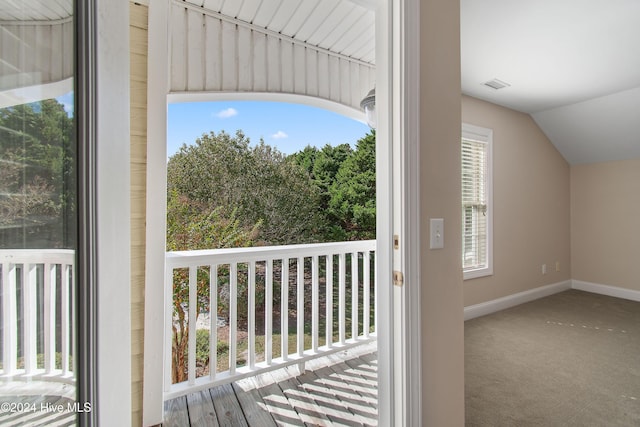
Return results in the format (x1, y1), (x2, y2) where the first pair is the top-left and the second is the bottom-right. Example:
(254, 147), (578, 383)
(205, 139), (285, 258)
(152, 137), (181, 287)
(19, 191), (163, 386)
(463, 267), (493, 281)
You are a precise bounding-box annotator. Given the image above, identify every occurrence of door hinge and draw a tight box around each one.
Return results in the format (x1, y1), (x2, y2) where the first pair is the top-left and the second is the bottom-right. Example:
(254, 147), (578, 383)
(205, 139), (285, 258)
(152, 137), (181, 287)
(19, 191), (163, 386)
(393, 270), (404, 287)
(393, 234), (399, 250)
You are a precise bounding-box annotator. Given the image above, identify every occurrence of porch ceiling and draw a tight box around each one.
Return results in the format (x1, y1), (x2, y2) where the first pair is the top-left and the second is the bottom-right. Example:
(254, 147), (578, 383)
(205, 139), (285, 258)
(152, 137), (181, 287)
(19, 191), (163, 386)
(0, 1), (73, 106)
(0, 0), (71, 21)
(180, 0), (375, 65)
(169, 0), (375, 114)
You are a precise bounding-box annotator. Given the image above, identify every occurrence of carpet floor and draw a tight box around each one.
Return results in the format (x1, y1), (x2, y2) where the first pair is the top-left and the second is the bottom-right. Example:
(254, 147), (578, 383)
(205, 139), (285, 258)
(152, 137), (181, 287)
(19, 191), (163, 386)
(465, 289), (640, 426)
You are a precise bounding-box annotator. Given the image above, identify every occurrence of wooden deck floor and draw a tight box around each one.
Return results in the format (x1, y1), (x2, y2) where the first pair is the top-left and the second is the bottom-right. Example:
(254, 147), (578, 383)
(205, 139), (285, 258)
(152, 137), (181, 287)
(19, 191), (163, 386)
(164, 344), (378, 427)
(0, 381), (76, 427)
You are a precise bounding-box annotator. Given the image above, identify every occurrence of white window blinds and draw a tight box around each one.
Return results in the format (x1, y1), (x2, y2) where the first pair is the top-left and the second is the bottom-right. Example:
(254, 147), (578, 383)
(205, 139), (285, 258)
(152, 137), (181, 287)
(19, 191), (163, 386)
(461, 124), (492, 278)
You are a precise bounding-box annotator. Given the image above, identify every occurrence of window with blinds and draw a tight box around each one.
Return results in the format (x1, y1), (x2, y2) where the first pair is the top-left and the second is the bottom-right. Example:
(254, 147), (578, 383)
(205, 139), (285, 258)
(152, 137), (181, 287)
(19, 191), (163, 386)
(461, 124), (493, 279)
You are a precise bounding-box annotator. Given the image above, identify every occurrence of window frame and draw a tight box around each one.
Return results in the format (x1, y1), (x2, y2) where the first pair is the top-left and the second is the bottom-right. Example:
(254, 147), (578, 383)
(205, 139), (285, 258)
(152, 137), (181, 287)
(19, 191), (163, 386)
(461, 123), (493, 280)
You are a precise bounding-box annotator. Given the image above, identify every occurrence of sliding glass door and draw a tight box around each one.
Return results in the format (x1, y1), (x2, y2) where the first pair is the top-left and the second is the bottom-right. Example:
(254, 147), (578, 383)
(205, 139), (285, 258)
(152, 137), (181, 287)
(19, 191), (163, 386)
(1, 1), (94, 424)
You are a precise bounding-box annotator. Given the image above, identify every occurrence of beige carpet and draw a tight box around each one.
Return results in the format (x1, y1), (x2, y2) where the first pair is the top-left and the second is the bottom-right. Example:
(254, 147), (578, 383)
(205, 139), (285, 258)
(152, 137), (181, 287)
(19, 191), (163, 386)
(465, 289), (640, 426)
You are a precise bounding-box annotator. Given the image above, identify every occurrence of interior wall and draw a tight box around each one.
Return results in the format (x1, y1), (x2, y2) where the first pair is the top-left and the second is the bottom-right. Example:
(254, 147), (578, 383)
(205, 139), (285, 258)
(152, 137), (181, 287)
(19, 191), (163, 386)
(571, 158), (640, 291)
(462, 95), (571, 307)
(129, 3), (148, 426)
(420, 0), (465, 424)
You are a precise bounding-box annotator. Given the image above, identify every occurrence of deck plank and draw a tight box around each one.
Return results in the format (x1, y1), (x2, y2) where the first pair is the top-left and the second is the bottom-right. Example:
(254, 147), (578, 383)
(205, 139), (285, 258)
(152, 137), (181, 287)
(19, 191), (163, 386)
(186, 389), (219, 426)
(209, 383), (248, 427)
(252, 372), (306, 426)
(271, 367), (332, 426)
(231, 382), (277, 427)
(164, 396), (190, 427)
(326, 356), (377, 425)
(299, 365), (373, 426)
(164, 349), (378, 427)
(338, 355), (378, 408)
(0, 395), (76, 427)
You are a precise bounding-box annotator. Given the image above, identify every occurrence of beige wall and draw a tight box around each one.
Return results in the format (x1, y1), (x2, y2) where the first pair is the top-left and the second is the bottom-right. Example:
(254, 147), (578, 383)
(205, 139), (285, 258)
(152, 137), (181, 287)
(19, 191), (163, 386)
(571, 158), (640, 291)
(462, 96), (571, 307)
(420, 0), (465, 424)
(130, 3), (148, 426)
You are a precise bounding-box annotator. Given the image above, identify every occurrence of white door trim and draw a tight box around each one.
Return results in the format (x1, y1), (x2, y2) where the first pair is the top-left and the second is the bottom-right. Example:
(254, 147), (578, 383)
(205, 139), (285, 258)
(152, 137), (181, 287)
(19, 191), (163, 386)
(377, 0), (422, 424)
(399, 0), (423, 424)
(142, 0), (422, 424)
(142, 0), (170, 425)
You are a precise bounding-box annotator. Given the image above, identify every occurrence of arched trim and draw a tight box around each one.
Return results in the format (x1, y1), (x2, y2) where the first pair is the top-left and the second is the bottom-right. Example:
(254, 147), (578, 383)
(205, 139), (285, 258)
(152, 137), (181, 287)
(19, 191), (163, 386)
(0, 77), (73, 109)
(167, 91), (367, 125)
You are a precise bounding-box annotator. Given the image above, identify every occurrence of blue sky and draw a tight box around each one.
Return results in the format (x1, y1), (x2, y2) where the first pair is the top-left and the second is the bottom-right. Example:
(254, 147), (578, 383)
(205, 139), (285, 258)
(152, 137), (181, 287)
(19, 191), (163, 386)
(167, 101), (370, 156)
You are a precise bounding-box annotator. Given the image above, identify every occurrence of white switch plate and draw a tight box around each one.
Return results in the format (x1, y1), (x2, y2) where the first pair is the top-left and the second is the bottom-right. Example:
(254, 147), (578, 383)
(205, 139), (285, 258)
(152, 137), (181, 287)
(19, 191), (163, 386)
(430, 218), (444, 249)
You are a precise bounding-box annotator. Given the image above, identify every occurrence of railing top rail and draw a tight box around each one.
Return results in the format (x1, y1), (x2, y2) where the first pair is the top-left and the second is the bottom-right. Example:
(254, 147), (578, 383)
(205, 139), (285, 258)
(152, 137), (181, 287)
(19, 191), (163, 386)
(166, 239), (376, 268)
(0, 249), (75, 264)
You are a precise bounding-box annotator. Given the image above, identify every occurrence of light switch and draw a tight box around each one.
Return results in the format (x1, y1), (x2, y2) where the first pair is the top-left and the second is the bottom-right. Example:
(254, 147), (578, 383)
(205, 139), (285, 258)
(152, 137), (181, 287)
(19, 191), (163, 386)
(430, 218), (444, 249)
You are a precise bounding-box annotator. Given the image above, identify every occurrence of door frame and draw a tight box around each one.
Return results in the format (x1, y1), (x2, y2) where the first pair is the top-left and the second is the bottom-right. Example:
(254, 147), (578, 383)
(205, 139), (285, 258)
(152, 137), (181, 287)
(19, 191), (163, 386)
(142, 0), (422, 424)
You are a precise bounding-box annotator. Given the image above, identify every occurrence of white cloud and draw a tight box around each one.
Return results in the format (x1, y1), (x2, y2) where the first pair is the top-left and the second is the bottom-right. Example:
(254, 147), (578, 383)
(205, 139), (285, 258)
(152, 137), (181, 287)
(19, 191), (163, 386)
(215, 107), (238, 119)
(271, 130), (288, 139)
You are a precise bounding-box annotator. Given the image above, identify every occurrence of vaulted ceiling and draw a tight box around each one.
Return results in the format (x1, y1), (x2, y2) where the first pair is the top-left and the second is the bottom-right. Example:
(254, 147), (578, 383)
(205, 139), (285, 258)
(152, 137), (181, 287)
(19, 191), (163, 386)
(461, 0), (640, 164)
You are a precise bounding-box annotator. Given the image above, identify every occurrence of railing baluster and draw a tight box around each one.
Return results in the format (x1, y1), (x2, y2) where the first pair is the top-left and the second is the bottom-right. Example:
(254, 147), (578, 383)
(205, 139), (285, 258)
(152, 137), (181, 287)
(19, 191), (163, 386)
(71, 257), (77, 379)
(0, 251), (75, 381)
(248, 261), (256, 370)
(162, 241), (377, 398)
(2, 261), (17, 375)
(44, 263), (56, 374)
(297, 257), (304, 373)
(265, 259), (273, 365)
(312, 255), (319, 353)
(229, 263), (237, 375)
(339, 253), (346, 345)
(352, 253), (359, 340)
(164, 265), (173, 392)
(61, 263), (71, 375)
(24, 264), (37, 375)
(281, 258), (288, 361)
(374, 252), (378, 334)
(363, 251), (371, 338)
(210, 265), (217, 381)
(188, 266), (197, 385)
(326, 255), (333, 348)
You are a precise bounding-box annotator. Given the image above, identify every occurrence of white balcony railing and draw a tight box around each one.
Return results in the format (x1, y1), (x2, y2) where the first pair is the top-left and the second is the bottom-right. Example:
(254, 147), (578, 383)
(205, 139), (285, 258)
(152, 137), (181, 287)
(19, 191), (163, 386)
(0, 249), (75, 383)
(164, 240), (377, 400)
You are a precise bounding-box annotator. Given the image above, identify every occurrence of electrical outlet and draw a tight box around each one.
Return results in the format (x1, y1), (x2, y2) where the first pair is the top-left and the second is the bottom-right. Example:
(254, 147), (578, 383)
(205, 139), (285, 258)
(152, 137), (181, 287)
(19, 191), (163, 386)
(542, 264), (547, 275)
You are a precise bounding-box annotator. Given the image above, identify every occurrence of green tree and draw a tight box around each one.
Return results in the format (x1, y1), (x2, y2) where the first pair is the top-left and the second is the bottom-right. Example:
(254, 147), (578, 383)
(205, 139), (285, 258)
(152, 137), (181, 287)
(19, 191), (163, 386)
(167, 130), (321, 245)
(328, 131), (376, 240)
(290, 143), (353, 241)
(166, 190), (259, 383)
(0, 99), (75, 248)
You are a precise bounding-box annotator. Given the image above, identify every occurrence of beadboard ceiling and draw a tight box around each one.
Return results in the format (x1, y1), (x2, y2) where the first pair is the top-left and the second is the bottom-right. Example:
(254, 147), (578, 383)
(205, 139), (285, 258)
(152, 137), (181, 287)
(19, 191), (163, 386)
(0, 0), (71, 21)
(180, 0), (375, 65)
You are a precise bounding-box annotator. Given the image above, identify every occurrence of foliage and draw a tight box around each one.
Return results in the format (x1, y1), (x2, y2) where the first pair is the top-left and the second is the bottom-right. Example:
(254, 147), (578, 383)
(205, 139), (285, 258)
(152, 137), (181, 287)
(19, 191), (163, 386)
(167, 190), (258, 383)
(328, 131), (376, 239)
(167, 128), (376, 382)
(291, 143), (354, 240)
(167, 130), (321, 245)
(290, 131), (376, 240)
(0, 99), (75, 248)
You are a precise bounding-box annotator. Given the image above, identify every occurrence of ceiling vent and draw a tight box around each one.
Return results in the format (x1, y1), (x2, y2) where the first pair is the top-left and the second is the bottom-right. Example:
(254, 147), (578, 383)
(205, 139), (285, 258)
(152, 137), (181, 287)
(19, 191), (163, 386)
(483, 78), (510, 90)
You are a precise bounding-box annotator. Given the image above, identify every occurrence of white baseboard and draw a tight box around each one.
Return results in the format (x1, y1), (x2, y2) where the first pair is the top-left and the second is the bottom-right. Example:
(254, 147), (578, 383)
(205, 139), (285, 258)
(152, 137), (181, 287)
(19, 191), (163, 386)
(464, 280), (572, 321)
(571, 280), (640, 302)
